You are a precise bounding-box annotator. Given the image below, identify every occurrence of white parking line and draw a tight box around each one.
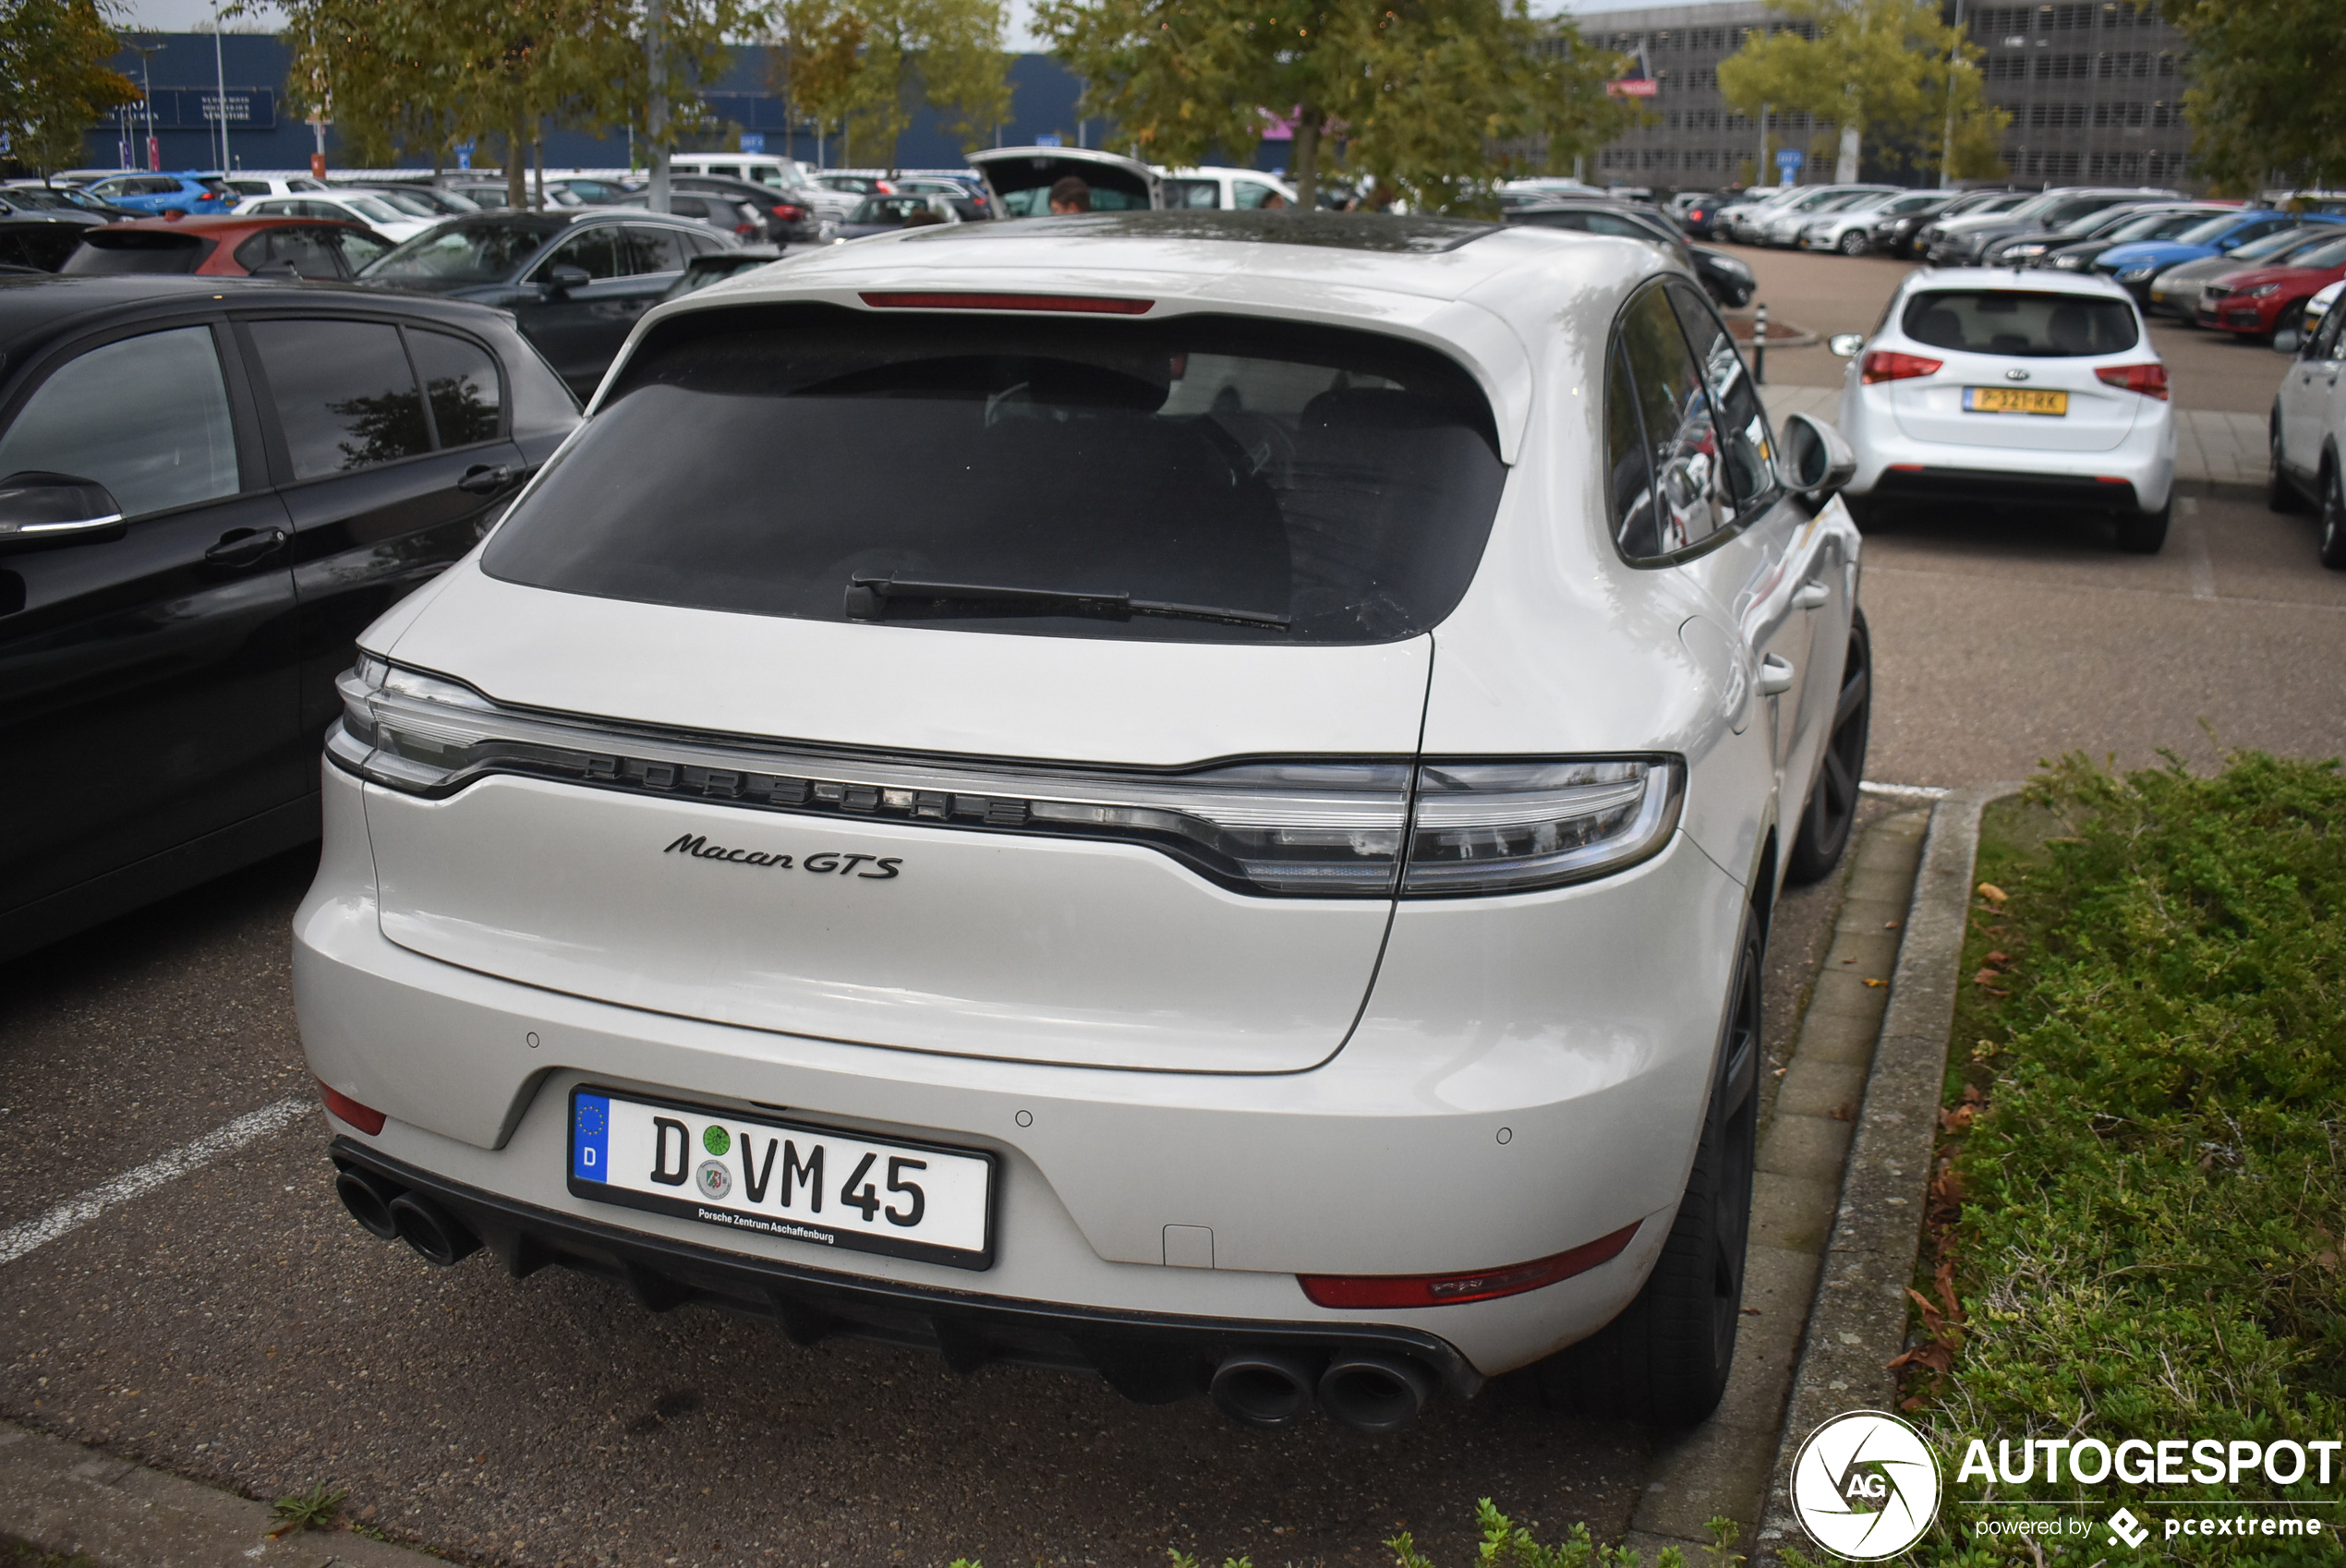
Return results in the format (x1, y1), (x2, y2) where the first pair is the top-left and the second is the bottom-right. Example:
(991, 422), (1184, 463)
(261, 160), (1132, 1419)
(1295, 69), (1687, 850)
(1859, 781), (1951, 800)
(2176, 495), (2217, 601)
(0, 1097), (310, 1267)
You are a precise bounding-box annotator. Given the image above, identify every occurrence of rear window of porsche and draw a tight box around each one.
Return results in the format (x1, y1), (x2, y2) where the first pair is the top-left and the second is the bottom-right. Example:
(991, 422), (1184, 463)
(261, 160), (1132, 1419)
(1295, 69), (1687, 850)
(481, 304), (1507, 645)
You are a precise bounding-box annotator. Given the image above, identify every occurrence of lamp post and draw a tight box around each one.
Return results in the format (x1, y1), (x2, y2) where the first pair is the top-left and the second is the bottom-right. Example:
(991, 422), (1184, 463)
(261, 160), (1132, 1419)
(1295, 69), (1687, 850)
(212, 2), (232, 172)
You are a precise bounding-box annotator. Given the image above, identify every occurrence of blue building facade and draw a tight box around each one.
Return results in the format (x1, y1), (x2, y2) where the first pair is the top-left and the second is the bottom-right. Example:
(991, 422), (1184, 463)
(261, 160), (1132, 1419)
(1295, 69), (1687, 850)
(87, 31), (1094, 175)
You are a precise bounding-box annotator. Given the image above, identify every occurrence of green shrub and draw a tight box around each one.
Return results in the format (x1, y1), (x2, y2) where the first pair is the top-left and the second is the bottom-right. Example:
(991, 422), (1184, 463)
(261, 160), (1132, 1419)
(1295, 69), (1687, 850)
(1905, 752), (2345, 1565)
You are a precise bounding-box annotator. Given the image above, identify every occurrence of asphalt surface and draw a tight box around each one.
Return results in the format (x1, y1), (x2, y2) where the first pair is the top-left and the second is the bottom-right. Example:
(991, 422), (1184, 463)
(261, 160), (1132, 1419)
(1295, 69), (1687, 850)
(3, 237), (2339, 1568)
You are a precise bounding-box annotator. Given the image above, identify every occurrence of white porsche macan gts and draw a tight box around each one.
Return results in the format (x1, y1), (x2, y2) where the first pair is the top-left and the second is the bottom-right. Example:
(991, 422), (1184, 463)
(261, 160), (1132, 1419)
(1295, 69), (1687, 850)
(296, 211), (1871, 1431)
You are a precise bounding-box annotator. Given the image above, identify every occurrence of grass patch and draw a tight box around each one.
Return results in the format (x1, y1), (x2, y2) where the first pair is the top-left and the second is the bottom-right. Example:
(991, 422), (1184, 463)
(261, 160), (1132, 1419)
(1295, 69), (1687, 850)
(267, 1481), (347, 1535)
(948, 1510), (1744, 1568)
(1899, 752), (2344, 1564)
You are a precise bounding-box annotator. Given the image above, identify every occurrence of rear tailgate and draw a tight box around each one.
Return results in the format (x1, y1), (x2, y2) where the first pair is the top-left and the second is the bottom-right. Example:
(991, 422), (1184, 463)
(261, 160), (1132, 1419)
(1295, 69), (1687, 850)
(364, 567), (1429, 1074)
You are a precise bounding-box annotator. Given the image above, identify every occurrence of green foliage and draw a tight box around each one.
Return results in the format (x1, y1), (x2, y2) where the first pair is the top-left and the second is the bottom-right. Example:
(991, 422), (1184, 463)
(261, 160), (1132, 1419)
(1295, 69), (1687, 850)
(1386, 1499), (1687, 1568)
(1714, 0), (2007, 181)
(268, 1483), (348, 1533)
(277, 0), (757, 190)
(1905, 751), (2346, 1564)
(1036, 0), (1634, 213)
(0, 0), (140, 176)
(2157, 0), (2346, 191)
(778, 0), (1010, 168)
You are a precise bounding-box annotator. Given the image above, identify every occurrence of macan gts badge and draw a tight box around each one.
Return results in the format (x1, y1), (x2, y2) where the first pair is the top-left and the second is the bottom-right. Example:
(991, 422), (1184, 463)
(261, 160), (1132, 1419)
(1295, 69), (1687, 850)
(298, 211), (1875, 1435)
(662, 833), (903, 877)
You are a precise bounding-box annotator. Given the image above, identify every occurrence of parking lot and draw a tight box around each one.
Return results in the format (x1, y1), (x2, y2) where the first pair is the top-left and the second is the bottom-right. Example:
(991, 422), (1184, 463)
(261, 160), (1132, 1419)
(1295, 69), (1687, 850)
(4, 235), (2343, 1568)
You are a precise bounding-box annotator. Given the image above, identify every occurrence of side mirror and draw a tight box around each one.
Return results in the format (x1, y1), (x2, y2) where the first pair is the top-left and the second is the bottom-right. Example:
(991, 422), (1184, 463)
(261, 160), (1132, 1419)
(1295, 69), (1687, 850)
(1780, 413), (1857, 499)
(1827, 332), (1865, 358)
(545, 263), (592, 296)
(0, 471), (126, 552)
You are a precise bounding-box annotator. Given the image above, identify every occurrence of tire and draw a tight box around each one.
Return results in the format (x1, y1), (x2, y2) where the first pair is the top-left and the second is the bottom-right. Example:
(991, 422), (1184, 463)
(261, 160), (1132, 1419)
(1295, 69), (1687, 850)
(1784, 608), (1871, 886)
(1839, 230), (1867, 257)
(1540, 921), (1760, 1427)
(2321, 463), (2346, 571)
(2116, 498), (2170, 554)
(2270, 417), (2309, 513)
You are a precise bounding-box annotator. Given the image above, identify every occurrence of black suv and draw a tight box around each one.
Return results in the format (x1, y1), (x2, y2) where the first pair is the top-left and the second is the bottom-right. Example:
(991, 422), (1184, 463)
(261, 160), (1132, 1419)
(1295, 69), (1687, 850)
(0, 275), (579, 959)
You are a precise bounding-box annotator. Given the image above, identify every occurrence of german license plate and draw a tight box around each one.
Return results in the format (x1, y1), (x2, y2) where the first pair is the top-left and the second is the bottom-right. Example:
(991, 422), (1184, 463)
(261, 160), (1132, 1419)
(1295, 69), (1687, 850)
(1964, 386), (2068, 416)
(568, 1086), (996, 1270)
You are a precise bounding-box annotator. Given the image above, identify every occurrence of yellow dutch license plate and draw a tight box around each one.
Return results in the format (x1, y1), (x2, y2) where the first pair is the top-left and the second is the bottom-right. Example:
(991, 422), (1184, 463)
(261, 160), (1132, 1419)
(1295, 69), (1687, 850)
(1964, 386), (2069, 416)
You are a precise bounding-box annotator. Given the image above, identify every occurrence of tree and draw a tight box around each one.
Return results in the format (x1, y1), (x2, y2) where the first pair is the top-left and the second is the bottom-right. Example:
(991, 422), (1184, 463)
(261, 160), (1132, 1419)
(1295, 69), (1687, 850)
(777, 0), (1010, 171)
(0, 0), (139, 177)
(280, 0), (757, 203)
(1038, 0), (1630, 212)
(1714, 0), (2007, 187)
(2158, 0), (2346, 191)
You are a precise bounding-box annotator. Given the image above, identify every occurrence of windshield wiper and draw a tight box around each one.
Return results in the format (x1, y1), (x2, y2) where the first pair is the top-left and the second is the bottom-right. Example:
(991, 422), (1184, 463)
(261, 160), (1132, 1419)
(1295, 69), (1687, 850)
(844, 575), (1290, 632)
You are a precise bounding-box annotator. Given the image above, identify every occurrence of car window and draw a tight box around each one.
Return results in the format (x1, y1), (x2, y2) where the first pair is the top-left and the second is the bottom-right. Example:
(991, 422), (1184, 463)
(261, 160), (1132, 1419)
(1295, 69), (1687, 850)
(335, 230), (390, 271)
(620, 224), (688, 272)
(235, 224), (344, 279)
(2290, 235), (2346, 270)
(58, 230), (211, 274)
(483, 305), (1506, 646)
(0, 327), (239, 518)
(707, 164), (741, 179)
(408, 329), (503, 446)
(538, 226), (621, 281)
(1163, 179), (1220, 210)
(1234, 182), (1278, 210)
(249, 319), (432, 479)
(1903, 290), (2139, 356)
(1666, 282), (1773, 511)
(1614, 284), (1731, 558)
(1603, 338), (1662, 559)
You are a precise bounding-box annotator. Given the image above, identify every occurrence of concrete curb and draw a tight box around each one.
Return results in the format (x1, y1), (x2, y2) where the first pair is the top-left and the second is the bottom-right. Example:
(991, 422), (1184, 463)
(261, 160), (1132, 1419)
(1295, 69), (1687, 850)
(1618, 805), (1933, 1564)
(1749, 782), (2026, 1566)
(0, 1418), (437, 1568)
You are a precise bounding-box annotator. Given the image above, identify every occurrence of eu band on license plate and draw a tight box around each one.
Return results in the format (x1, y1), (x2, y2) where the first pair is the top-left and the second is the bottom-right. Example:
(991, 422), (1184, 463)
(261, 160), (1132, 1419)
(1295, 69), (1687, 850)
(1963, 386), (2068, 416)
(569, 1086), (996, 1270)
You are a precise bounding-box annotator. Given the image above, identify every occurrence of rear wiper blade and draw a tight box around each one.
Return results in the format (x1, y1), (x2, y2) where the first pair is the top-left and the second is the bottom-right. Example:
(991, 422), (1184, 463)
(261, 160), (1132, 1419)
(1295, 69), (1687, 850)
(843, 575), (1290, 632)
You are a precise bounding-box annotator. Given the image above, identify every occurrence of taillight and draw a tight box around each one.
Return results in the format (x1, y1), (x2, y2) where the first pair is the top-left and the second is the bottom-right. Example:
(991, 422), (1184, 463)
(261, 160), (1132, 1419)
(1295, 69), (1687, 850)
(2095, 362), (2169, 400)
(735, 223), (758, 237)
(1299, 1222), (1643, 1309)
(1861, 350), (1943, 384)
(329, 660), (1686, 899)
(771, 202), (805, 222)
(319, 1079), (386, 1135)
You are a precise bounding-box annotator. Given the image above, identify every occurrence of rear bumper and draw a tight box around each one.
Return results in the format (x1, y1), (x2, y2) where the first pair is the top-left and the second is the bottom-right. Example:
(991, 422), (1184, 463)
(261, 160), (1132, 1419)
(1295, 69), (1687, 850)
(329, 1136), (1485, 1403)
(1839, 382), (2175, 512)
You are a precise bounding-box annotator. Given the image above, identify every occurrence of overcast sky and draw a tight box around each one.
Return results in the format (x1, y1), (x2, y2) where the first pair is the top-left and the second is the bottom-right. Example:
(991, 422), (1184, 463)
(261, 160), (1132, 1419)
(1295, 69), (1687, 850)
(116, 0), (1665, 57)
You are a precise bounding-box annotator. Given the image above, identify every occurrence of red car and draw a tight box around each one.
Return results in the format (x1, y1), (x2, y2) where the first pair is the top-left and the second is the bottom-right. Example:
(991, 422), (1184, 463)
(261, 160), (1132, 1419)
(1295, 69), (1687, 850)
(56, 212), (393, 282)
(2196, 229), (2346, 336)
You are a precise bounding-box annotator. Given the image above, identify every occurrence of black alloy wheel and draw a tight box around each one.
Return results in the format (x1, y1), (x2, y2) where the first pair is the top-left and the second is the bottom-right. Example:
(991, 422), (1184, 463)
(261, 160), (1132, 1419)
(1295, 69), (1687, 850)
(1784, 608), (1872, 886)
(1541, 918), (1761, 1426)
(2270, 417), (2308, 513)
(2321, 463), (2346, 571)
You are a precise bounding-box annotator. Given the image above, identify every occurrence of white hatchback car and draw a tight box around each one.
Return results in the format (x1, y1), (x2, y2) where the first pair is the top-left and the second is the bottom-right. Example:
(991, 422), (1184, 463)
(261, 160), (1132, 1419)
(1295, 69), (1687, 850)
(296, 211), (1871, 1431)
(1830, 268), (2176, 550)
(2267, 278), (2346, 567)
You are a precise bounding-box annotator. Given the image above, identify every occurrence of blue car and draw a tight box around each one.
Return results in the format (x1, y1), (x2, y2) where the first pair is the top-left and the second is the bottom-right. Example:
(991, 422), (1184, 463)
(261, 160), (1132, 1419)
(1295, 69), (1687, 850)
(2098, 209), (2342, 300)
(78, 170), (236, 217)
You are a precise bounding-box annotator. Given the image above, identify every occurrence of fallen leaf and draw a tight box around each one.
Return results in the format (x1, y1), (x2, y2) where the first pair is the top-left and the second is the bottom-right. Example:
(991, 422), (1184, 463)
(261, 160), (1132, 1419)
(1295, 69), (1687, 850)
(1741, 1307), (1762, 1316)
(1864, 977), (1889, 988)
(1977, 883), (2008, 903)
(1832, 1102), (1856, 1121)
(1972, 968), (2004, 985)
(2316, 1250), (2339, 1272)
(1985, 951), (2010, 965)
(1885, 920), (1902, 929)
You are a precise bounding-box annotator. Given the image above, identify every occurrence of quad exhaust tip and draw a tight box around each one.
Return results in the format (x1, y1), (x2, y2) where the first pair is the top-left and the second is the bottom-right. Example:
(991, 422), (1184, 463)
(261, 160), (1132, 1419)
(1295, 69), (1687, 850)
(1210, 1348), (1434, 1430)
(334, 1163), (481, 1267)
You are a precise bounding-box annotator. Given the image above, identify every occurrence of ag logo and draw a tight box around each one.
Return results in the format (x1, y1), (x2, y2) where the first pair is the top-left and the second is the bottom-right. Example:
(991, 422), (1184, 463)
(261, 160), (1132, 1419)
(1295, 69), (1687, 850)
(1789, 1409), (1941, 1561)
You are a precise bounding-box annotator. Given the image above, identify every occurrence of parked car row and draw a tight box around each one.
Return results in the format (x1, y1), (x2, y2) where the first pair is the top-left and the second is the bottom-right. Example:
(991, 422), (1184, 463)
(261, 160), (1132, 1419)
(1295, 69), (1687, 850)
(2267, 278), (2346, 567)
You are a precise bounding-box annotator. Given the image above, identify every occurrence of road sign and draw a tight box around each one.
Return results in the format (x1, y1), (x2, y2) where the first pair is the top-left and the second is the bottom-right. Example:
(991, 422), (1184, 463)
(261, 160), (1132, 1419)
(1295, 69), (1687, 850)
(1776, 147), (1805, 186)
(738, 132), (765, 153)
(456, 139), (475, 171)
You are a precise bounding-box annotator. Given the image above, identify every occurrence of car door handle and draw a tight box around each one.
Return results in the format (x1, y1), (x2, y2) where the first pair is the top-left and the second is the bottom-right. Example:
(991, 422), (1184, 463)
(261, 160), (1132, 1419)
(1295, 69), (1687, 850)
(456, 464), (516, 496)
(202, 526), (287, 568)
(1759, 654), (1796, 695)
(1794, 579), (1832, 610)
